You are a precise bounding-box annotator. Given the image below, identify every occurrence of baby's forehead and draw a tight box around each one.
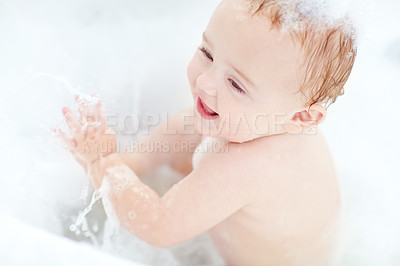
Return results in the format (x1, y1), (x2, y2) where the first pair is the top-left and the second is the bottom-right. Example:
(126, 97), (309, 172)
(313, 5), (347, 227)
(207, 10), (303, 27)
(217, 0), (302, 46)
(211, 3), (304, 62)
(218, 1), (340, 67)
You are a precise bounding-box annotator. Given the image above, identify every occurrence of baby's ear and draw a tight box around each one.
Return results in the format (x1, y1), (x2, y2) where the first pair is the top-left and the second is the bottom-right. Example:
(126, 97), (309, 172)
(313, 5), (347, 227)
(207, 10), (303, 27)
(285, 104), (326, 133)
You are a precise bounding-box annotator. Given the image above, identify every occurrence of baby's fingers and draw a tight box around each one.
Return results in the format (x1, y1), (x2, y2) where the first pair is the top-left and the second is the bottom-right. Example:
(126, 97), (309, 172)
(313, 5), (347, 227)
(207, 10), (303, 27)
(76, 94), (105, 135)
(63, 107), (84, 135)
(94, 100), (107, 133)
(56, 127), (78, 149)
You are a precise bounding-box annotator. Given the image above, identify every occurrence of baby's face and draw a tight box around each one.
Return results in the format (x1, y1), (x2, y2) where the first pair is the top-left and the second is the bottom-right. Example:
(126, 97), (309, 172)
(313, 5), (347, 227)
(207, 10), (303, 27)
(187, 0), (306, 142)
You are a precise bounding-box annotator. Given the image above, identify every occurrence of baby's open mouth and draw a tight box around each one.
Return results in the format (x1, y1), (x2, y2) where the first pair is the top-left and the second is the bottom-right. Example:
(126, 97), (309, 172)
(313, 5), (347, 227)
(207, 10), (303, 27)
(197, 97), (219, 119)
(202, 101), (218, 115)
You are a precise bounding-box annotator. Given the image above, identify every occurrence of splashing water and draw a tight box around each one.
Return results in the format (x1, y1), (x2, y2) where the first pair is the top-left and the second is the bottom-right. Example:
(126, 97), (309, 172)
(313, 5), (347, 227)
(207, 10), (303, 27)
(69, 190), (103, 246)
(0, 1), (241, 264)
(29, 72), (82, 96)
(68, 184), (122, 251)
(35, 72), (126, 251)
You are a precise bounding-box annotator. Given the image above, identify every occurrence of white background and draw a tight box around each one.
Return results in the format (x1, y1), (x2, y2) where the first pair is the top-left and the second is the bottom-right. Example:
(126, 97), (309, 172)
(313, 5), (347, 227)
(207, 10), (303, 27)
(0, 0), (399, 265)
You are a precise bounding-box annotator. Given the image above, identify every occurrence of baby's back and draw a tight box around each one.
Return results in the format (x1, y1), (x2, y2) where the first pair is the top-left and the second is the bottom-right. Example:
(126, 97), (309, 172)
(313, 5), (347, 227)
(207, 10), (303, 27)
(206, 131), (343, 266)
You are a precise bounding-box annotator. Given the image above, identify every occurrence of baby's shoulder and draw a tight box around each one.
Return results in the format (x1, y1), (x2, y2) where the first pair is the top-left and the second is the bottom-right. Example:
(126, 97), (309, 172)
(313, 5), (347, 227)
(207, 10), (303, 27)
(205, 135), (292, 180)
(198, 131), (337, 204)
(223, 133), (304, 165)
(224, 131), (333, 178)
(195, 136), (279, 184)
(199, 131), (332, 183)
(232, 132), (339, 207)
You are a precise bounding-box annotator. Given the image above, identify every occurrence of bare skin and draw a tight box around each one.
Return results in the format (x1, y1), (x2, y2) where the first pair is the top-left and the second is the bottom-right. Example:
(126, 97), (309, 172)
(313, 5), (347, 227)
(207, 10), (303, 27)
(57, 103), (342, 265)
(57, 0), (344, 265)
(135, 109), (342, 266)
(204, 132), (342, 266)
(138, 111), (342, 266)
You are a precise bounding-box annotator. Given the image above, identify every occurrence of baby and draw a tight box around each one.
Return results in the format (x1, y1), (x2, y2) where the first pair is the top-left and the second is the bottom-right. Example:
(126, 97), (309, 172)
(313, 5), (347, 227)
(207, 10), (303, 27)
(57, 0), (357, 265)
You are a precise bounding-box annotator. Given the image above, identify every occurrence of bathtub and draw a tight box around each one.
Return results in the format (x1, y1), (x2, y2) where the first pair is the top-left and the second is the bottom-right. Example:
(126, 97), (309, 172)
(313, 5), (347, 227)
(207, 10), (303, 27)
(0, 0), (399, 265)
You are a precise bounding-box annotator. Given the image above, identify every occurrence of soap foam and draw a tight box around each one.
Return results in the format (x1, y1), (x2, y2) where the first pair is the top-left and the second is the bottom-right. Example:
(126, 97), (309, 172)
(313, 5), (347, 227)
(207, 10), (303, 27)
(253, 0), (373, 47)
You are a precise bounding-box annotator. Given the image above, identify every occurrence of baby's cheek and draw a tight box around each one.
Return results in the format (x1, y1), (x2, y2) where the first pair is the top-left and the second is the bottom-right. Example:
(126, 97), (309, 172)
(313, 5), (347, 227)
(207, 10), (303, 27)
(187, 56), (201, 89)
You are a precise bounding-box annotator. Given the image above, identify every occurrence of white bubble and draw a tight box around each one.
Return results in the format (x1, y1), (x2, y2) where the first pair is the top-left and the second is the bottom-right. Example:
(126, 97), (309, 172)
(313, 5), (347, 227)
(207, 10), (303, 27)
(128, 211), (137, 220)
(151, 212), (158, 222)
(141, 224), (149, 231)
(69, 224), (77, 232)
(91, 221), (99, 233)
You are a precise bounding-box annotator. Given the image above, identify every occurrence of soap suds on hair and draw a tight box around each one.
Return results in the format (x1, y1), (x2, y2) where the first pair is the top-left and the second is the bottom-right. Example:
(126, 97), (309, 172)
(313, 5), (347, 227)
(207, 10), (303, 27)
(250, 0), (373, 48)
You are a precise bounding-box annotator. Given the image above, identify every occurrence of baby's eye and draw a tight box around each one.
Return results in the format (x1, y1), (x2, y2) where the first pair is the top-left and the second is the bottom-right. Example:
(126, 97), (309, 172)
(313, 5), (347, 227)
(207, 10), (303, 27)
(200, 47), (213, 62)
(229, 78), (246, 95)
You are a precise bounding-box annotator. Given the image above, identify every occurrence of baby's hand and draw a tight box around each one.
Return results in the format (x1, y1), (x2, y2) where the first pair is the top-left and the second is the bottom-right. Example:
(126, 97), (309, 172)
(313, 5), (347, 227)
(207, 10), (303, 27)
(56, 95), (116, 173)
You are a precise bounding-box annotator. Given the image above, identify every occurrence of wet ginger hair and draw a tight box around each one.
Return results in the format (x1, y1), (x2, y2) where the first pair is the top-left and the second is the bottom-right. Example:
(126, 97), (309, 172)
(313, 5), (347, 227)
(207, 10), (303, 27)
(249, 0), (357, 107)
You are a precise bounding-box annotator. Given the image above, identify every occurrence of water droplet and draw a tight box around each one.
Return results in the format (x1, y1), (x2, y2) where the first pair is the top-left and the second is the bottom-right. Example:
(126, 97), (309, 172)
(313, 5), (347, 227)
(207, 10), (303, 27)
(151, 212), (158, 222)
(82, 221), (88, 231)
(128, 211), (137, 220)
(92, 221), (99, 232)
(141, 224), (149, 231)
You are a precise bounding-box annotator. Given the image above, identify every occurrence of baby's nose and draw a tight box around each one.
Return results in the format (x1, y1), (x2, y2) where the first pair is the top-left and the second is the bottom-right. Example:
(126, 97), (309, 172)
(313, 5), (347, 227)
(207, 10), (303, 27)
(196, 72), (217, 97)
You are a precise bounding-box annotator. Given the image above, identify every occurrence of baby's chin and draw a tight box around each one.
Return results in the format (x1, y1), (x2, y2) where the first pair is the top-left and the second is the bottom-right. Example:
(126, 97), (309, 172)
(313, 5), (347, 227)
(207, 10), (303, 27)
(220, 134), (261, 144)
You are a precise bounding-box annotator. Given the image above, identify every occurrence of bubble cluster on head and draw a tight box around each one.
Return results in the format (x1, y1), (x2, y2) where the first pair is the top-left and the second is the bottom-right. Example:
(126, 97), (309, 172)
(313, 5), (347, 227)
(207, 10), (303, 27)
(249, 0), (370, 49)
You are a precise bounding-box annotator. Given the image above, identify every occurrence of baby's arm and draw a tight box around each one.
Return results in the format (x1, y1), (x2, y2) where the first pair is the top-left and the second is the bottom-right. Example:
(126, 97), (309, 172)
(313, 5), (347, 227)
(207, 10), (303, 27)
(91, 141), (259, 248)
(119, 106), (202, 177)
(57, 96), (261, 247)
